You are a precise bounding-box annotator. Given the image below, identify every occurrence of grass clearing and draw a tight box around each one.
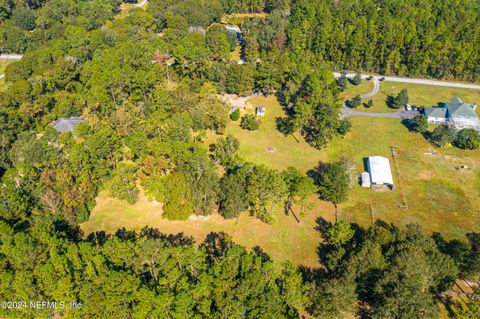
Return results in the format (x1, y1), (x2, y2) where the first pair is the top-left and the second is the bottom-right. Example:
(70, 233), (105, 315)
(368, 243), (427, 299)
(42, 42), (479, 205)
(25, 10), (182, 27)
(344, 81), (480, 113)
(81, 187), (330, 267)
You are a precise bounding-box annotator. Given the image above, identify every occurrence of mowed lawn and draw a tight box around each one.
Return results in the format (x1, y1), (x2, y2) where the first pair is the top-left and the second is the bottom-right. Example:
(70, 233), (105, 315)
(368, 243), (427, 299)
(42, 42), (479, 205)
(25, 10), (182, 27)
(207, 95), (329, 172)
(346, 80), (480, 113)
(339, 81), (374, 100)
(81, 186), (330, 267)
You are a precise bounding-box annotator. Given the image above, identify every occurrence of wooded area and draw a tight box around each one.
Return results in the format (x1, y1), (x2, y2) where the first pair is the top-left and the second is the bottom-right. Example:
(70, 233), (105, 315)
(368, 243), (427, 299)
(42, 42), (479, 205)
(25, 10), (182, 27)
(0, 0), (479, 318)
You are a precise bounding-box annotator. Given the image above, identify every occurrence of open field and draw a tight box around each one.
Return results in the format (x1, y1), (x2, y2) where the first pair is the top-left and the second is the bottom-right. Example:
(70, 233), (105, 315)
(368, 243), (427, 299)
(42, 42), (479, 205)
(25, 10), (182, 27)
(217, 96), (480, 238)
(345, 80), (480, 113)
(207, 95), (329, 172)
(81, 187), (331, 267)
(83, 94), (480, 268)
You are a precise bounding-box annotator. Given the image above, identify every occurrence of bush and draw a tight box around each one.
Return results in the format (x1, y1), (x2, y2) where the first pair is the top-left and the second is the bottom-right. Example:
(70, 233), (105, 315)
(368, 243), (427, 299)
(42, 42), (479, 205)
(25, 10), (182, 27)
(337, 119), (352, 136)
(349, 95), (362, 108)
(350, 73), (362, 86)
(409, 115), (428, 133)
(388, 89), (408, 109)
(365, 99), (373, 108)
(240, 114), (260, 130)
(430, 125), (456, 147)
(230, 109), (240, 121)
(454, 129), (480, 150)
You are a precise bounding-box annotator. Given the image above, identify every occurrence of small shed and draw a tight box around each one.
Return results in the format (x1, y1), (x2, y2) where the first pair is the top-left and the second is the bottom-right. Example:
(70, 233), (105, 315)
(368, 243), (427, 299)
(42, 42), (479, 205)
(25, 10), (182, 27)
(367, 156), (394, 189)
(256, 106), (265, 116)
(53, 117), (86, 133)
(361, 172), (371, 188)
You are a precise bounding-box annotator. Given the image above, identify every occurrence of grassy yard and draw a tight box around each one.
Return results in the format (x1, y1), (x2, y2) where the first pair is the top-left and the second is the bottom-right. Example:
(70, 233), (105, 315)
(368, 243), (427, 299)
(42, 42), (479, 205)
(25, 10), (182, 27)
(83, 94), (480, 268)
(339, 81), (374, 100)
(348, 80), (480, 113)
(81, 186), (330, 267)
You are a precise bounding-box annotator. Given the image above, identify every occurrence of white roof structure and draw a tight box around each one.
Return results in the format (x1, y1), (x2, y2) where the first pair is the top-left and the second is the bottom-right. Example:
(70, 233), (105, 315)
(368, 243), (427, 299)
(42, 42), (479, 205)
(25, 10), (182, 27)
(361, 172), (371, 188)
(367, 156), (394, 188)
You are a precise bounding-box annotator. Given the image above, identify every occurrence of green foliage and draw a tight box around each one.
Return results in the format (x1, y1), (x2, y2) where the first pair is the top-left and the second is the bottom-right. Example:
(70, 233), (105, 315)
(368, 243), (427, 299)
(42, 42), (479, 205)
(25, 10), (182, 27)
(327, 220), (355, 246)
(337, 119), (352, 136)
(455, 128), (480, 150)
(366, 99), (373, 108)
(225, 63), (255, 96)
(430, 125), (456, 147)
(211, 135), (240, 168)
(240, 114), (260, 130)
(409, 115), (428, 133)
(389, 89), (409, 109)
(109, 162), (139, 205)
(337, 72), (348, 91)
(219, 173), (248, 218)
(230, 108), (240, 121)
(312, 160), (350, 207)
(349, 95), (361, 108)
(162, 172), (194, 220)
(351, 73), (362, 86)
(12, 7), (36, 31)
(287, 0), (480, 81)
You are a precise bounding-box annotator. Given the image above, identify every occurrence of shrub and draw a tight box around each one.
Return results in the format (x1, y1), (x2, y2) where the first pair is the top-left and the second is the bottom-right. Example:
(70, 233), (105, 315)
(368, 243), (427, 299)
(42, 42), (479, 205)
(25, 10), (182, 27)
(240, 114), (260, 130)
(409, 115), (428, 133)
(337, 119), (352, 136)
(351, 73), (362, 86)
(455, 129), (480, 149)
(430, 125), (456, 147)
(349, 95), (362, 108)
(230, 109), (240, 121)
(388, 89), (408, 109)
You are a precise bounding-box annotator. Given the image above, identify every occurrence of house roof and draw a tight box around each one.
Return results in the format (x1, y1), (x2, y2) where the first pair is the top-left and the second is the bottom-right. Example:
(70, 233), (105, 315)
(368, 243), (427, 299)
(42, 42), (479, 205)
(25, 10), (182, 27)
(446, 97), (478, 118)
(53, 117), (86, 132)
(367, 156), (394, 186)
(424, 107), (447, 118)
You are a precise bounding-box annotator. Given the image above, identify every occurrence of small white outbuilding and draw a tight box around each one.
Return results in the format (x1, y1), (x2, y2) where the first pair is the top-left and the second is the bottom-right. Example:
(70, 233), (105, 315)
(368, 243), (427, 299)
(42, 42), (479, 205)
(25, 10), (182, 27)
(366, 156), (394, 189)
(361, 172), (371, 188)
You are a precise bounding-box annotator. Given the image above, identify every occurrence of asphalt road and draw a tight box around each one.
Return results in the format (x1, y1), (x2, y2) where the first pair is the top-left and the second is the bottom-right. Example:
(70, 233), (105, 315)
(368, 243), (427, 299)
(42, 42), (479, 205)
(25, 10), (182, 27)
(333, 72), (480, 90)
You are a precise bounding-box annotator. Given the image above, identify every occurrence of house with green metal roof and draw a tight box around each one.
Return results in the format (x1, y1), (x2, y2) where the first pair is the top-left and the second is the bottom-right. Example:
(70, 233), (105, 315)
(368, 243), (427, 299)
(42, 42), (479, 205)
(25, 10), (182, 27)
(423, 97), (480, 131)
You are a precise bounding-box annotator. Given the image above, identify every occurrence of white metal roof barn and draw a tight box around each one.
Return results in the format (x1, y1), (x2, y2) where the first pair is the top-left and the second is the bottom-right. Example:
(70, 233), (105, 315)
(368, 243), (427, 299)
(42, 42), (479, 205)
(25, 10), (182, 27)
(366, 156), (394, 189)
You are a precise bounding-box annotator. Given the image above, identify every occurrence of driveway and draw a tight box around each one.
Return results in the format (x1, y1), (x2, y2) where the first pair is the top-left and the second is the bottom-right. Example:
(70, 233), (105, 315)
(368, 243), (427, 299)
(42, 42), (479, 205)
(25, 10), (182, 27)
(360, 78), (379, 99)
(341, 104), (419, 120)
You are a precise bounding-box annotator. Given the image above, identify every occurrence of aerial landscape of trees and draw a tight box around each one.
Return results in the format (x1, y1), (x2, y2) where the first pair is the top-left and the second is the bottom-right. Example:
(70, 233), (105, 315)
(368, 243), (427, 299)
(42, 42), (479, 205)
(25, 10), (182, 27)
(0, 0), (479, 318)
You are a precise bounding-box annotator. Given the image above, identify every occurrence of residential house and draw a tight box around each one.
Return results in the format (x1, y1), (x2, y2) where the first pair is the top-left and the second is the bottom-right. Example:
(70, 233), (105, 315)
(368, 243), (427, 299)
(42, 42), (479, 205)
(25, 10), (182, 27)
(424, 97), (480, 131)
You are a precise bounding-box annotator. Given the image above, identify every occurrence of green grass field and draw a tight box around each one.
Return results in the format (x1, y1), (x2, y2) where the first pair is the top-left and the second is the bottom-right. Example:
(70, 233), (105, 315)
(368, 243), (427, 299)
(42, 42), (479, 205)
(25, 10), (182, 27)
(339, 81), (374, 100)
(83, 93), (480, 267)
(81, 186), (329, 267)
(344, 80), (480, 113)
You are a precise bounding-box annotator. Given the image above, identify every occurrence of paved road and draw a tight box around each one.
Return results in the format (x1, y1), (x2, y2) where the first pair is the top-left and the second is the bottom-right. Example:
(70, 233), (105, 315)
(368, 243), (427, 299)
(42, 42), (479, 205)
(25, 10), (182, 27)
(0, 54), (23, 60)
(333, 72), (480, 90)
